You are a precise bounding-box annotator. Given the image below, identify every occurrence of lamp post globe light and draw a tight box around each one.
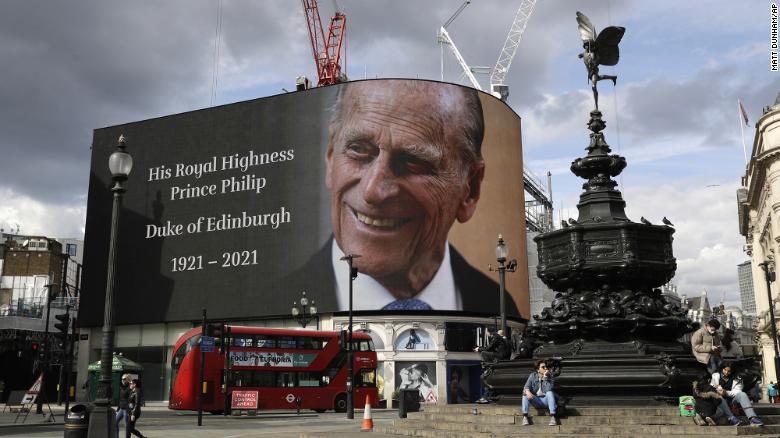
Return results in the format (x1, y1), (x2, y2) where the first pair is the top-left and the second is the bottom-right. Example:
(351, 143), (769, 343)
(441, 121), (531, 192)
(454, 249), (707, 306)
(88, 135), (132, 438)
(291, 291), (318, 328)
(489, 234), (517, 335)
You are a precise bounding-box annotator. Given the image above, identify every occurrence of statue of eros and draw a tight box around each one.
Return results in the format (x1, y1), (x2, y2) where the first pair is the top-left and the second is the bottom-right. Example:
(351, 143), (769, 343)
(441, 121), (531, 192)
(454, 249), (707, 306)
(576, 11), (625, 110)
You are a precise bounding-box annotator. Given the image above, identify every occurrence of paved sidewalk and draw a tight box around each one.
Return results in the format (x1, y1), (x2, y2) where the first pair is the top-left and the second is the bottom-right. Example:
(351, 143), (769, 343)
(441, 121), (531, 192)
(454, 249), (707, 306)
(0, 402), (396, 437)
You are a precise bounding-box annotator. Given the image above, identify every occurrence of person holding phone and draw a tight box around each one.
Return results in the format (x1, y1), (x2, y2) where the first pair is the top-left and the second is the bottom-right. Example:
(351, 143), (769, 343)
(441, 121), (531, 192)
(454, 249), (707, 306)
(521, 359), (558, 426)
(711, 364), (764, 427)
(692, 319), (723, 374)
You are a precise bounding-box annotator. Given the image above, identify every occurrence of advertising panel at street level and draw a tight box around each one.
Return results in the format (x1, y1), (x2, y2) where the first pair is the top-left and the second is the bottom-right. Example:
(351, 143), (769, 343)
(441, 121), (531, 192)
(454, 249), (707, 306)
(79, 79), (527, 326)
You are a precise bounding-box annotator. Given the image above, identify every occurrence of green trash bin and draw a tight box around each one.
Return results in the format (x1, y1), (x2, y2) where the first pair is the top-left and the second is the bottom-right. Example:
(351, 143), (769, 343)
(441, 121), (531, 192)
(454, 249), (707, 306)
(64, 404), (89, 438)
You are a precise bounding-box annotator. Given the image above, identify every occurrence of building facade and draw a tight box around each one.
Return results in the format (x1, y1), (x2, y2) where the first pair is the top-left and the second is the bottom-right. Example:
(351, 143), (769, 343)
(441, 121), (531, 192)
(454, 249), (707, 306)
(738, 260), (757, 314)
(738, 92), (780, 388)
(0, 234), (80, 402)
(682, 289), (713, 325)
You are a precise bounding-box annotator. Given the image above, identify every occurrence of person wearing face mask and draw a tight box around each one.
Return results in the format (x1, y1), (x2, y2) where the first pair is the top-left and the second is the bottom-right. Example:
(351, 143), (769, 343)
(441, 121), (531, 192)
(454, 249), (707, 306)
(691, 319), (723, 374)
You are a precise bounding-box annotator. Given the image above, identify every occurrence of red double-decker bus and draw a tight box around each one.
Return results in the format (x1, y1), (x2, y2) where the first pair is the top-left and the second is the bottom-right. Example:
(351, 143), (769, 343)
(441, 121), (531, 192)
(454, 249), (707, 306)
(168, 326), (378, 413)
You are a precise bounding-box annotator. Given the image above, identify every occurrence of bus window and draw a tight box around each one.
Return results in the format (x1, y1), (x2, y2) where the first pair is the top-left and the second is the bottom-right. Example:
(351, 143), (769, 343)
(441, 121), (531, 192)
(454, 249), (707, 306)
(298, 372), (321, 387)
(352, 340), (371, 351)
(256, 336), (275, 348)
(170, 335), (198, 398)
(357, 369), (376, 387)
(233, 336), (254, 348)
(277, 337), (296, 349)
(297, 337), (324, 349)
(277, 372), (296, 387)
(255, 372), (275, 387)
(230, 370), (253, 387)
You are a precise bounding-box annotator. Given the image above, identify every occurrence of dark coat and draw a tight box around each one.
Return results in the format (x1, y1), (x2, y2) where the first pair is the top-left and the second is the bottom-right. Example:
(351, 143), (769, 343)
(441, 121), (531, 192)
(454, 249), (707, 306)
(483, 335), (511, 360)
(693, 380), (721, 419)
(129, 389), (142, 418)
(118, 384), (131, 410)
(284, 238), (521, 316)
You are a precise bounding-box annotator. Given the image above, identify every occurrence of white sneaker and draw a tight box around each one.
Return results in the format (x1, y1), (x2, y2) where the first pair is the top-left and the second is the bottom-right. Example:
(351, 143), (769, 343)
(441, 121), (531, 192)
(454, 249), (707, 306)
(548, 416), (558, 426)
(521, 416), (530, 426)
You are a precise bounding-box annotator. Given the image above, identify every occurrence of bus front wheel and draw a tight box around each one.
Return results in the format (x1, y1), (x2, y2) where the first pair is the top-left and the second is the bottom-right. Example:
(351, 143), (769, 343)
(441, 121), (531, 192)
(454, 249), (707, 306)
(334, 394), (348, 413)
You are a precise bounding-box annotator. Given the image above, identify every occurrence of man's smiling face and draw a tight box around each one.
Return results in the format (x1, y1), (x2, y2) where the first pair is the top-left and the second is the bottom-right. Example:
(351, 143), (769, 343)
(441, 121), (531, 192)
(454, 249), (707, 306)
(325, 81), (483, 296)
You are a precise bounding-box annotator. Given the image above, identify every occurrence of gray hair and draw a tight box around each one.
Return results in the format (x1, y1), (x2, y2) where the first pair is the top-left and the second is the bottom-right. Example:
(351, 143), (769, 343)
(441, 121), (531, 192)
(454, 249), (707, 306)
(328, 80), (485, 174)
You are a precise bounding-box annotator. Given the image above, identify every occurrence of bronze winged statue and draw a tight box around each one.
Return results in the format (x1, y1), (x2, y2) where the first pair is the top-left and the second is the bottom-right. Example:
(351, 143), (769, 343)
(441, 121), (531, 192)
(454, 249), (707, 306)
(576, 11), (625, 110)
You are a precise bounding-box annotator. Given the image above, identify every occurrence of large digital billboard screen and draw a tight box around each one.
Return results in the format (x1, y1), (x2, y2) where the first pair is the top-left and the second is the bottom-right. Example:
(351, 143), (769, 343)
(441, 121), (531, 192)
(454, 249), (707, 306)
(79, 79), (527, 326)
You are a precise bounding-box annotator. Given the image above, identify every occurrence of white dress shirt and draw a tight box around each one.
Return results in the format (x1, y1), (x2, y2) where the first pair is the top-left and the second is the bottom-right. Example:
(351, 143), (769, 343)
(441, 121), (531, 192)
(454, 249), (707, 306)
(331, 240), (463, 311)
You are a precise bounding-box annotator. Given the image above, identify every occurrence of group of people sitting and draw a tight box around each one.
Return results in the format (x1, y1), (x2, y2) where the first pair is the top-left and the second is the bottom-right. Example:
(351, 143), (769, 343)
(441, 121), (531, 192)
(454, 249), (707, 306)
(691, 318), (764, 427)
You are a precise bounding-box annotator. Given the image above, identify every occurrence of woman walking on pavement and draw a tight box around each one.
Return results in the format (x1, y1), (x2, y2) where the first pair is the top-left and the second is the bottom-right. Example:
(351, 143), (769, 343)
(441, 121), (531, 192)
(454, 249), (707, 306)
(115, 374), (131, 437)
(127, 379), (146, 438)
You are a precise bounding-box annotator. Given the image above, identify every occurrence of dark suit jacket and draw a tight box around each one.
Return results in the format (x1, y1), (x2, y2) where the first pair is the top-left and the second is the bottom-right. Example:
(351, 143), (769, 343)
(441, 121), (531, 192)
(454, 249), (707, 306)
(283, 238), (520, 316)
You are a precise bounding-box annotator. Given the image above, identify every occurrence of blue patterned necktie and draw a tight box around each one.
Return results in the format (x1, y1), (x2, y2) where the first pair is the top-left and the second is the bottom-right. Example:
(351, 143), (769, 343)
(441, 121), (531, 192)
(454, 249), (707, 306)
(382, 298), (432, 311)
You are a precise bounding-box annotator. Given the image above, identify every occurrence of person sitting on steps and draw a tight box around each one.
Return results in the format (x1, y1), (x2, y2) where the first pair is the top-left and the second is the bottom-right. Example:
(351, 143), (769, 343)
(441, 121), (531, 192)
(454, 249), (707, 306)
(474, 329), (510, 364)
(692, 373), (725, 426)
(711, 363), (764, 427)
(521, 359), (558, 426)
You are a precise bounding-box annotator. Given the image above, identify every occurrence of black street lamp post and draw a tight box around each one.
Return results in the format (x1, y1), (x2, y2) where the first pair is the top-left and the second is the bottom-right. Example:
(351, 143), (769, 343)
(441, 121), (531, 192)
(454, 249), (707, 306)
(291, 291), (318, 328)
(36, 283), (57, 415)
(88, 135), (132, 438)
(760, 260), (780, 382)
(489, 235), (517, 335)
(339, 254), (360, 420)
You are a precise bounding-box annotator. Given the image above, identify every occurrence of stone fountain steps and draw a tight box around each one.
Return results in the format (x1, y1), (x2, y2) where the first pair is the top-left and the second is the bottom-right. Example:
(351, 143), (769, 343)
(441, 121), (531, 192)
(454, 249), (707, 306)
(409, 412), (780, 426)
(372, 404), (780, 437)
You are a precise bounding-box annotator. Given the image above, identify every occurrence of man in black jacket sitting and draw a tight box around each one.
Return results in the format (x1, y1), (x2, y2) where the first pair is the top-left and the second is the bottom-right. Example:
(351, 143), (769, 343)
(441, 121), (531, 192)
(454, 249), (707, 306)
(475, 330), (510, 364)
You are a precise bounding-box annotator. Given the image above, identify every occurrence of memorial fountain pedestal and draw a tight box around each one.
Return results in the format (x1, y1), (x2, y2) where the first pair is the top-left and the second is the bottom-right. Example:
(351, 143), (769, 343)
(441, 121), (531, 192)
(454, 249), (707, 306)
(483, 12), (762, 405)
(484, 109), (702, 404)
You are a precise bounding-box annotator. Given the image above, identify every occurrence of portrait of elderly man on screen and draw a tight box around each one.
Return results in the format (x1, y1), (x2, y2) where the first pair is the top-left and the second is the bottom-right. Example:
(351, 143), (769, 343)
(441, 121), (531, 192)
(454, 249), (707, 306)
(289, 80), (519, 315)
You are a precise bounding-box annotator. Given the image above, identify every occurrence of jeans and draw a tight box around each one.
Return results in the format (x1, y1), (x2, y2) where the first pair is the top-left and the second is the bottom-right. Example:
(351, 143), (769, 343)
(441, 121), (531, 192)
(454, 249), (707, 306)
(522, 391), (557, 415)
(115, 408), (128, 436)
(707, 355), (722, 375)
(718, 392), (757, 419)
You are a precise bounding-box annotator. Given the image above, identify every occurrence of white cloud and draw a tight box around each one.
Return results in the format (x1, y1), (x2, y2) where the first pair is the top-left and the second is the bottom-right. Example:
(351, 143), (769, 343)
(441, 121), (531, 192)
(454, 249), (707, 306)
(622, 183), (746, 306)
(0, 187), (85, 238)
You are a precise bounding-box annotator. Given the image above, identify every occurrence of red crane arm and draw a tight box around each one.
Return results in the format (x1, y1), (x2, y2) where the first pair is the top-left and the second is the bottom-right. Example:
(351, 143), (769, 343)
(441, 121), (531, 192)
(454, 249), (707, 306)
(322, 12), (346, 85)
(302, 0), (328, 81)
(301, 0), (347, 86)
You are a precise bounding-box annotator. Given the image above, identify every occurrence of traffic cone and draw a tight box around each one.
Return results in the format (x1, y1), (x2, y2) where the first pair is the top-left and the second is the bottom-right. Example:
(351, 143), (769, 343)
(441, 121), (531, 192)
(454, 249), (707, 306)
(361, 394), (374, 432)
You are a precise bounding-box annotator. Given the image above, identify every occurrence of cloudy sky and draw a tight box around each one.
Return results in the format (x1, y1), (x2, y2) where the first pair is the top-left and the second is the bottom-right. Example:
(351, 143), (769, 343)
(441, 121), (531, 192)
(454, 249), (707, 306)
(0, 0), (774, 307)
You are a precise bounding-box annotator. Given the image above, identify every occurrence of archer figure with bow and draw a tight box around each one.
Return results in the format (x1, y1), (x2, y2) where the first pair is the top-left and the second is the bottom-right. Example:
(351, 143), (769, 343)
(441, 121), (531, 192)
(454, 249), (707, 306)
(576, 11), (625, 110)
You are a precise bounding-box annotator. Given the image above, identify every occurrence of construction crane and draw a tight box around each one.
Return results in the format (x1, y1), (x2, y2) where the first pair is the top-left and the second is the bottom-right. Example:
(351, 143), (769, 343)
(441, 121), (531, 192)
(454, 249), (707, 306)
(438, 1), (485, 92)
(438, 0), (537, 102)
(302, 0), (347, 86)
(489, 0), (538, 101)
